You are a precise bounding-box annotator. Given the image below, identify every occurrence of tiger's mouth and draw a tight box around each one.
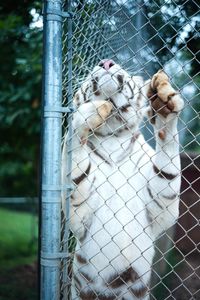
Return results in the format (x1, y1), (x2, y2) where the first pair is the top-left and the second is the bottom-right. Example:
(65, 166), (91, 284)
(90, 59), (128, 98)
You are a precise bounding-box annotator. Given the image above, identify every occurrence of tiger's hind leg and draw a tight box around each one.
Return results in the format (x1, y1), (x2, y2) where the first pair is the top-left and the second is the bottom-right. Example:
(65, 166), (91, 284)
(145, 70), (184, 234)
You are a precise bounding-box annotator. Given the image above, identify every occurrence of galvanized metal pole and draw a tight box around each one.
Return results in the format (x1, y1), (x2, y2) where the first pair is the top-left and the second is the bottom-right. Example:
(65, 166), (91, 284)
(40, 0), (63, 299)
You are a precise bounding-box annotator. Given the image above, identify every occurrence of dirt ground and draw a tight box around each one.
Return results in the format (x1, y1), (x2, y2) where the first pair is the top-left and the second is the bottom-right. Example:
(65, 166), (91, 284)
(168, 253), (200, 300)
(0, 262), (37, 300)
(0, 256), (199, 300)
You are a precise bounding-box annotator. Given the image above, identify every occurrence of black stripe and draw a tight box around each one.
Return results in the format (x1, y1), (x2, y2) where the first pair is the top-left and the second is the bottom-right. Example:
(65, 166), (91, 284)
(117, 74), (124, 92)
(73, 177), (96, 208)
(75, 253), (87, 264)
(110, 99), (131, 113)
(119, 104), (131, 112)
(146, 208), (153, 224)
(87, 140), (111, 165)
(129, 285), (148, 298)
(97, 296), (116, 300)
(81, 86), (86, 102)
(131, 132), (140, 143)
(74, 274), (81, 290)
(114, 124), (132, 136)
(136, 91), (142, 108)
(79, 227), (89, 244)
(109, 97), (117, 109)
(94, 103), (133, 136)
(147, 185), (153, 199)
(73, 162), (91, 185)
(127, 81), (134, 99)
(80, 291), (115, 300)
(91, 175), (96, 185)
(135, 152), (146, 168)
(81, 85), (90, 102)
(73, 203), (80, 208)
(147, 186), (163, 209)
(85, 85), (90, 102)
(75, 93), (80, 106)
(94, 131), (107, 137)
(107, 267), (139, 288)
(79, 270), (93, 282)
(117, 133), (140, 163)
(73, 191), (95, 208)
(153, 164), (178, 180)
(160, 193), (177, 200)
(92, 77), (100, 96)
(115, 114), (124, 122)
(79, 290), (97, 300)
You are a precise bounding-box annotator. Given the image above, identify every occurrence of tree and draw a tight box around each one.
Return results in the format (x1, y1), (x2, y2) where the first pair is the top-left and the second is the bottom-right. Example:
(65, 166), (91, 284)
(0, 1), (42, 196)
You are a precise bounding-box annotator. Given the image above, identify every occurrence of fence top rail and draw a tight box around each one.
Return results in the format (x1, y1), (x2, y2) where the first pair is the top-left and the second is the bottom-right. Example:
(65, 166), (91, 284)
(0, 197), (38, 204)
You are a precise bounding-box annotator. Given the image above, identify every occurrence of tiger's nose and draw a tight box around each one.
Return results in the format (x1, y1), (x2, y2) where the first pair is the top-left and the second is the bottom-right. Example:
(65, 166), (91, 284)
(98, 59), (115, 71)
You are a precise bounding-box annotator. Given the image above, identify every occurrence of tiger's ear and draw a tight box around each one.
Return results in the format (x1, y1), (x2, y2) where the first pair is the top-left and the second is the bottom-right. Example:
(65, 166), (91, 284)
(132, 76), (144, 88)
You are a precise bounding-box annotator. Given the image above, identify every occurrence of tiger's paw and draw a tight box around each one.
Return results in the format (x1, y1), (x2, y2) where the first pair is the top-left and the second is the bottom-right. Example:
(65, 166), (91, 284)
(73, 100), (112, 144)
(96, 100), (113, 122)
(88, 100), (113, 130)
(147, 70), (184, 124)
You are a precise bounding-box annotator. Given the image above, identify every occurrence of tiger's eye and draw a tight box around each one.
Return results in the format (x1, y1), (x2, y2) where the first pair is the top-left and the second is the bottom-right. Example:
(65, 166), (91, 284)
(98, 61), (104, 67)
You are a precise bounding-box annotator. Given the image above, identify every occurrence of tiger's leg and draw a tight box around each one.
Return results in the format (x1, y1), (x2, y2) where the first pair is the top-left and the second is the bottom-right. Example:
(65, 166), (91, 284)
(146, 70), (184, 233)
(61, 100), (112, 241)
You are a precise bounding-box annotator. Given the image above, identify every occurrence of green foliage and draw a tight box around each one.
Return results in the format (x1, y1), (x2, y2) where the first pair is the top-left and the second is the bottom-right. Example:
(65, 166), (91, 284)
(0, 1), (42, 196)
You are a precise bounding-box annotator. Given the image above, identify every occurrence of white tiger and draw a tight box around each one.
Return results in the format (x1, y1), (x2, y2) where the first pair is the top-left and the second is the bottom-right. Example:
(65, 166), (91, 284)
(62, 59), (184, 300)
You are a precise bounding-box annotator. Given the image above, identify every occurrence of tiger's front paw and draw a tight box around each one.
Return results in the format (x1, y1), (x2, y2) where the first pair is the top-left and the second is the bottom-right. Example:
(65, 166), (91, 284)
(95, 100), (113, 122)
(73, 100), (113, 144)
(147, 70), (184, 124)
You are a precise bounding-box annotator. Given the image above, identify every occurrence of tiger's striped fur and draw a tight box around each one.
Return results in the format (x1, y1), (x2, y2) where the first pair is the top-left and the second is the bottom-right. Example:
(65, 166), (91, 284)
(62, 61), (184, 300)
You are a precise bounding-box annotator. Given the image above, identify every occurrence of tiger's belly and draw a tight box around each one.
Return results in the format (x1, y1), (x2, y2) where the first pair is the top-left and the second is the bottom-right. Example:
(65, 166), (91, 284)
(72, 167), (155, 300)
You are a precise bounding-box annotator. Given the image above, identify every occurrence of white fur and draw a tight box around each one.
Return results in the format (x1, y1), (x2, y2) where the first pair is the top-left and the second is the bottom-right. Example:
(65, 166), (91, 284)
(62, 63), (183, 300)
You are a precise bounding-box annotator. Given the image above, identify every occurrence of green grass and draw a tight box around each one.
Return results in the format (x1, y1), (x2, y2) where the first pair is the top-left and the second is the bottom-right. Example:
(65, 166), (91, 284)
(0, 208), (38, 299)
(0, 208), (38, 268)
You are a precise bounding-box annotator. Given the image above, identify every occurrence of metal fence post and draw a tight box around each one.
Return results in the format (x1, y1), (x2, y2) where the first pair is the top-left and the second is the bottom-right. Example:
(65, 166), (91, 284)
(40, 0), (63, 299)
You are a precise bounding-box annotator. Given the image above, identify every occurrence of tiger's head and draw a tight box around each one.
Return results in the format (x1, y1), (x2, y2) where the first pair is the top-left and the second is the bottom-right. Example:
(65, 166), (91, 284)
(74, 59), (148, 133)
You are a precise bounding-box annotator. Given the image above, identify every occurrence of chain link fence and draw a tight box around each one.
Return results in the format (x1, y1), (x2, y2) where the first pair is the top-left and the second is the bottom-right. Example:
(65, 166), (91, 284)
(41, 0), (200, 299)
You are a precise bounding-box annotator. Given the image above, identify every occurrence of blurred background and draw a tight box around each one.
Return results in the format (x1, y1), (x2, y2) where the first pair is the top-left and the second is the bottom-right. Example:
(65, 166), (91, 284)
(0, 1), (42, 299)
(0, 0), (199, 299)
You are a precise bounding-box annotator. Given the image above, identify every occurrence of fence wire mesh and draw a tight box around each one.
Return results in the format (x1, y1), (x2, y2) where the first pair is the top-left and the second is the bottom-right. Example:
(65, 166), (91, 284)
(61, 1), (200, 299)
